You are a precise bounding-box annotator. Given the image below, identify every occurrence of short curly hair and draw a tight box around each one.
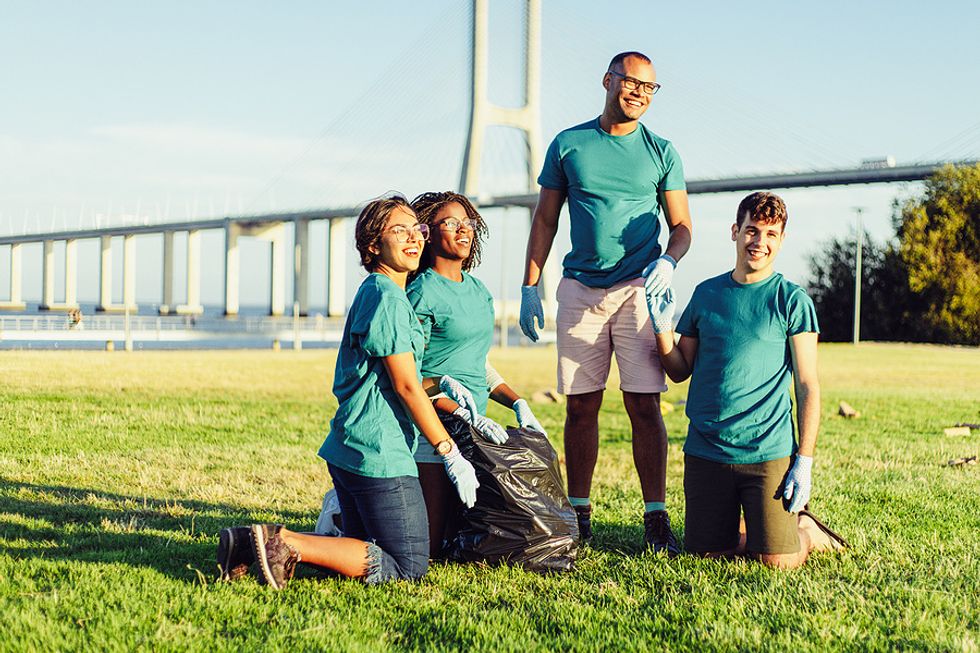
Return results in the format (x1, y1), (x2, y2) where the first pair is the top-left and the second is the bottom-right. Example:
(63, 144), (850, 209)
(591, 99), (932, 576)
(354, 193), (414, 271)
(736, 191), (788, 229)
(409, 191), (488, 274)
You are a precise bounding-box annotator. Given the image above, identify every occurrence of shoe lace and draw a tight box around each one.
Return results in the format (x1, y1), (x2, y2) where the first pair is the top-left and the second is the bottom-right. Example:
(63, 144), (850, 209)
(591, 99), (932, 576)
(283, 546), (301, 580)
(645, 512), (673, 540)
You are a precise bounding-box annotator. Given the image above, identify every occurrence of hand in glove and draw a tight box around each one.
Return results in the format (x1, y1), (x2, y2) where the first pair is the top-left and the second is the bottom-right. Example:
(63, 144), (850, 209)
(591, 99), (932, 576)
(440, 440), (480, 508)
(439, 375), (478, 417)
(782, 454), (813, 514)
(646, 287), (676, 334)
(452, 407), (508, 444)
(642, 254), (677, 298)
(519, 285), (544, 342)
(512, 398), (546, 435)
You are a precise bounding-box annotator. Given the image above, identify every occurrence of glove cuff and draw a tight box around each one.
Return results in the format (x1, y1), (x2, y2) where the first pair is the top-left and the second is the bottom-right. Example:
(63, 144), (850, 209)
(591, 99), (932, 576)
(662, 254), (677, 268)
(652, 318), (673, 334)
(794, 454), (814, 472)
(512, 398), (527, 411)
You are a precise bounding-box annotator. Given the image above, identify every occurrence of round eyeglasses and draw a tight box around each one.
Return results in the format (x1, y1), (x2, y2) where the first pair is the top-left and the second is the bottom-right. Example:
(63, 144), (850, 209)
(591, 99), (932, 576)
(436, 218), (478, 233)
(385, 223), (429, 243)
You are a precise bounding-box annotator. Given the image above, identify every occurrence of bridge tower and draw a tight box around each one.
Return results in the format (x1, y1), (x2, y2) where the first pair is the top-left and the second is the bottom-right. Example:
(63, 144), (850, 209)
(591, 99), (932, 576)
(459, 0), (558, 321)
(459, 0), (543, 195)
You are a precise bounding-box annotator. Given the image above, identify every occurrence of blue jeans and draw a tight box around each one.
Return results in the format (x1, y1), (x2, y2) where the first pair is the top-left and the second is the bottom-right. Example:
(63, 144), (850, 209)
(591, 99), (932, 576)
(327, 464), (429, 583)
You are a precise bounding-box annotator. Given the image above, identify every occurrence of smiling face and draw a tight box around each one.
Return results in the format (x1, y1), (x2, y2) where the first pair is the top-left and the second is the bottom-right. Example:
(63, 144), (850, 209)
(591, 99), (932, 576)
(429, 201), (474, 262)
(370, 206), (425, 275)
(732, 214), (786, 280)
(603, 55), (656, 123)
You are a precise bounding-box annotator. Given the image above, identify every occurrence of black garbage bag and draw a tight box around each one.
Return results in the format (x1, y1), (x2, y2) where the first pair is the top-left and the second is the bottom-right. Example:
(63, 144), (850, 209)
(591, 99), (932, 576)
(446, 423), (579, 573)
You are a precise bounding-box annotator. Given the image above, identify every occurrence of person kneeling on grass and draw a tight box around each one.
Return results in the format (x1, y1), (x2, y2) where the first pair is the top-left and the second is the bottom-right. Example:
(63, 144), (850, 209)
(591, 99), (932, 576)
(407, 191), (547, 558)
(216, 194), (479, 588)
(645, 191), (848, 569)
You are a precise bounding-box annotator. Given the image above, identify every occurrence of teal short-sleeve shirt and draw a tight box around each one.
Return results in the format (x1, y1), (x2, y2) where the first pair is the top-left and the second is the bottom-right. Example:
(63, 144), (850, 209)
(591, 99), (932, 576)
(538, 118), (686, 289)
(406, 269), (495, 414)
(318, 273), (425, 478)
(676, 272), (819, 464)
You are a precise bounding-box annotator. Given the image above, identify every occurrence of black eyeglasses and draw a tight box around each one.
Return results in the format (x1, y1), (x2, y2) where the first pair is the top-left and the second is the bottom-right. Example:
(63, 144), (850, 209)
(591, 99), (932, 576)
(607, 70), (661, 96)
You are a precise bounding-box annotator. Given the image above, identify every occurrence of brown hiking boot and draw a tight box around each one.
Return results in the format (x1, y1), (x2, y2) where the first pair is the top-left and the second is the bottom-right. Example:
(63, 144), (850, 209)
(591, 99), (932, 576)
(574, 504), (593, 541)
(643, 510), (680, 556)
(217, 526), (255, 581)
(250, 524), (301, 590)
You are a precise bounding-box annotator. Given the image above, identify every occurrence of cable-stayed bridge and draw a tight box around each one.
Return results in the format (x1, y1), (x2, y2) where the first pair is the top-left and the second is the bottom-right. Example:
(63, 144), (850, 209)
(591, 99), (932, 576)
(1, 0), (978, 326)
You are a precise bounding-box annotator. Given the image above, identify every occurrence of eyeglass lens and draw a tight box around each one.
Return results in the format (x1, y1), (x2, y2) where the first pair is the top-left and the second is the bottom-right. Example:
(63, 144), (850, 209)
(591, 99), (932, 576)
(438, 218), (477, 232)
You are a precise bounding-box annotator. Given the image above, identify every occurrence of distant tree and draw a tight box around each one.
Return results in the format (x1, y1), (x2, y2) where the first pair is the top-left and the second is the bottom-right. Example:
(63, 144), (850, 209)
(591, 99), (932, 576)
(806, 163), (980, 345)
(896, 164), (980, 345)
(806, 232), (924, 342)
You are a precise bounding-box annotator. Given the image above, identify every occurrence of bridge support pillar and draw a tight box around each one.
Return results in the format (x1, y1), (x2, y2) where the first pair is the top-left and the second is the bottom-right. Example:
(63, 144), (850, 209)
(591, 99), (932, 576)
(263, 223), (286, 317)
(177, 229), (203, 315)
(97, 236), (113, 311)
(64, 239), (78, 308)
(122, 234), (137, 311)
(0, 244), (26, 310)
(327, 217), (347, 317)
(40, 240), (55, 310)
(160, 231), (175, 314)
(293, 219), (310, 316)
(224, 222), (241, 316)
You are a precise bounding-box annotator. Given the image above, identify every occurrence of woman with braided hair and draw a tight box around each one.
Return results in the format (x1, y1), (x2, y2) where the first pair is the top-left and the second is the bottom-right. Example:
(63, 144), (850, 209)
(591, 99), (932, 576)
(406, 190), (548, 557)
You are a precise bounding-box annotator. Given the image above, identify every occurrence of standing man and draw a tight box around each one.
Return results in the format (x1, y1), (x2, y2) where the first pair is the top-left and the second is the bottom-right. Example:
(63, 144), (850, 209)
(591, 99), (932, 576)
(519, 51), (692, 554)
(648, 192), (848, 567)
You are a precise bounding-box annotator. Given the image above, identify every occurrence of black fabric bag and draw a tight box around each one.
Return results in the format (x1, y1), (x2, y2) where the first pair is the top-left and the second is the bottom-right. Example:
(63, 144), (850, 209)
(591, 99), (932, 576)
(446, 422), (579, 573)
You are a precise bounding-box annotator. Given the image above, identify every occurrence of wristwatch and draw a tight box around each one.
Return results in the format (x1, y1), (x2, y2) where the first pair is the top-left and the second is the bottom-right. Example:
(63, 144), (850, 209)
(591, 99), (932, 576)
(433, 440), (454, 456)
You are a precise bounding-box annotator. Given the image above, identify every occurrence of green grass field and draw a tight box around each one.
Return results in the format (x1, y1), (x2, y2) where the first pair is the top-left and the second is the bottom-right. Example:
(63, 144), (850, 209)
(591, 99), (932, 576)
(1, 344), (978, 651)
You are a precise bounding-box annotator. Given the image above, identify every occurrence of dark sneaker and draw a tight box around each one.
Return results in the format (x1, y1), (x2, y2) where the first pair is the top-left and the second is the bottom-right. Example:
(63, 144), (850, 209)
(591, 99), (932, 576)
(643, 510), (680, 556)
(250, 524), (301, 590)
(574, 504), (593, 541)
(217, 526), (255, 581)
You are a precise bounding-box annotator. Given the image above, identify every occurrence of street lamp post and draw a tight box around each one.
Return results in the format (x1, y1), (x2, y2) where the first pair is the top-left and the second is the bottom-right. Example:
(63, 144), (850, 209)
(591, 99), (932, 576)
(852, 207), (864, 345)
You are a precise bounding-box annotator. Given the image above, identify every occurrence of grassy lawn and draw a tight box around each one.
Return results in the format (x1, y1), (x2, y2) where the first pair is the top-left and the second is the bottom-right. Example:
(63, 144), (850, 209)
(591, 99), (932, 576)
(1, 344), (978, 651)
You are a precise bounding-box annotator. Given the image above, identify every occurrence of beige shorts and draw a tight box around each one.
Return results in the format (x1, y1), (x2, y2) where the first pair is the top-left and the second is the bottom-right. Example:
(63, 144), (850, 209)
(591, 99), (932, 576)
(556, 276), (667, 395)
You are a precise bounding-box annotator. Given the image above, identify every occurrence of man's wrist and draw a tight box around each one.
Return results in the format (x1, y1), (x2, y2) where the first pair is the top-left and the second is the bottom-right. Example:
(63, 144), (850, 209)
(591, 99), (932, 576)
(662, 254), (677, 268)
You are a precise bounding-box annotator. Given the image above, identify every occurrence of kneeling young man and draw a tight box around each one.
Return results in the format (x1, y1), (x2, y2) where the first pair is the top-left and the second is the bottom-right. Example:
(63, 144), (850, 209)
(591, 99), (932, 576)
(646, 191), (846, 568)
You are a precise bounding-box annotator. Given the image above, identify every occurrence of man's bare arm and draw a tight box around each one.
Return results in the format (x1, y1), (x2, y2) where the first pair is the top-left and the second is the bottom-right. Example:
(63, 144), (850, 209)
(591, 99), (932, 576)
(789, 332), (820, 457)
(661, 189), (693, 263)
(522, 187), (567, 286)
(655, 332), (698, 383)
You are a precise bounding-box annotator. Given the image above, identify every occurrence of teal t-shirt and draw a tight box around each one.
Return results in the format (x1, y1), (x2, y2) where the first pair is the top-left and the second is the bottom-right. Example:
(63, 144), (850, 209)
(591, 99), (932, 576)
(537, 117), (686, 289)
(406, 269), (495, 414)
(675, 272), (820, 465)
(318, 273), (425, 478)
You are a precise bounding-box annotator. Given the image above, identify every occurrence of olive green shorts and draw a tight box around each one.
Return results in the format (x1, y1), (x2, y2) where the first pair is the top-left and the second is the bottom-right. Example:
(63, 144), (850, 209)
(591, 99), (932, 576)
(683, 454), (801, 555)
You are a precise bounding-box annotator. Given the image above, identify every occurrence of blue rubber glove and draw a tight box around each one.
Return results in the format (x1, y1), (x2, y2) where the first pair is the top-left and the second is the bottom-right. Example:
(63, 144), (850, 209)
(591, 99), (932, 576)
(453, 407), (508, 444)
(513, 398), (546, 435)
(441, 441), (479, 508)
(646, 288), (676, 334)
(440, 375), (478, 418)
(642, 254), (677, 298)
(519, 285), (544, 342)
(783, 454), (813, 514)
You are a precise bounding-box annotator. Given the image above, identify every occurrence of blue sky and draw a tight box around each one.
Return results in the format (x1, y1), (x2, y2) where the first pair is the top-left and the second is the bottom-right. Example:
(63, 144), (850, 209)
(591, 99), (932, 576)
(1, 0), (978, 310)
